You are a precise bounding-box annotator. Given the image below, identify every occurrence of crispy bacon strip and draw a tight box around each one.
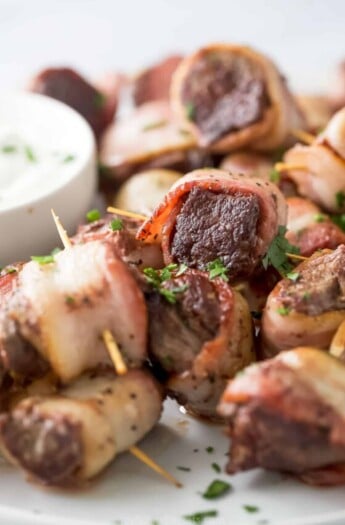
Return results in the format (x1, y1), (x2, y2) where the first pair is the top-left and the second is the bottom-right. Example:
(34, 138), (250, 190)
(218, 347), (345, 486)
(137, 169), (286, 281)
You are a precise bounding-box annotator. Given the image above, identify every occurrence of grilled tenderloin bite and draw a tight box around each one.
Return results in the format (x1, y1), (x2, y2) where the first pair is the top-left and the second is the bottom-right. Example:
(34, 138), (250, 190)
(146, 269), (254, 418)
(137, 169), (287, 282)
(171, 43), (304, 151)
(261, 246), (345, 357)
(218, 347), (345, 486)
(0, 369), (162, 485)
(0, 241), (147, 383)
(29, 67), (118, 139)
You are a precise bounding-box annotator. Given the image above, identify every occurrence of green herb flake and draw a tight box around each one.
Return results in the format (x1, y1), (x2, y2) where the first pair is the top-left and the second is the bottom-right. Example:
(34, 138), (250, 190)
(331, 214), (345, 232)
(51, 247), (62, 256)
(142, 120), (168, 132)
(303, 291), (311, 301)
(62, 154), (75, 163)
(243, 505), (259, 514)
(65, 296), (75, 305)
(211, 463), (221, 473)
(175, 263), (188, 276)
(185, 102), (195, 120)
(314, 213), (326, 223)
(151, 521), (159, 525)
(205, 446), (214, 454)
(86, 208), (101, 223)
(25, 145), (36, 162)
(206, 259), (229, 282)
(277, 306), (290, 316)
(110, 218), (124, 231)
(336, 191), (345, 209)
(94, 91), (106, 108)
(160, 284), (189, 304)
(286, 271), (299, 282)
(269, 168), (280, 183)
(177, 466), (191, 472)
(160, 263), (178, 281)
(143, 265), (188, 304)
(31, 255), (55, 265)
(184, 510), (218, 523)
(1, 145), (17, 153)
(4, 266), (17, 274)
(202, 479), (231, 499)
(262, 226), (300, 276)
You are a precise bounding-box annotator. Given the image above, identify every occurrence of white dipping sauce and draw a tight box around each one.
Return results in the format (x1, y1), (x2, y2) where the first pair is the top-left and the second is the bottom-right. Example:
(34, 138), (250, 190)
(0, 126), (76, 211)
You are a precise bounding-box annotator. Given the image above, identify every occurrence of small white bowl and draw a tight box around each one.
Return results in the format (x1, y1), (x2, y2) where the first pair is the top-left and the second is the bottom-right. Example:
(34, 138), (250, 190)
(0, 92), (97, 266)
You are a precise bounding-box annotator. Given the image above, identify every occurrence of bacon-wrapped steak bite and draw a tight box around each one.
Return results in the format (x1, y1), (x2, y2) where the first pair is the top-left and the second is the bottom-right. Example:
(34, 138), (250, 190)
(1, 241), (147, 383)
(99, 100), (209, 181)
(0, 369), (162, 485)
(146, 269), (254, 418)
(28, 67), (119, 139)
(138, 169), (287, 282)
(73, 213), (164, 273)
(284, 108), (345, 213)
(171, 44), (304, 152)
(218, 347), (345, 486)
(133, 54), (183, 106)
(261, 246), (345, 357)
(286, 197), (345, 256)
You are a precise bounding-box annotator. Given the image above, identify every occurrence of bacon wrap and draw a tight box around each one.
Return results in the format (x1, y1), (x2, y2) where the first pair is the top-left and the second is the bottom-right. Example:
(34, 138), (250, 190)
(3, 241), (147, 383)
(218, 347), (345, 485)
(137, 169), (287, 280)
(261, 247), (345, 358)
(166, 282), (254, 419)
(171, 43), (305, 152)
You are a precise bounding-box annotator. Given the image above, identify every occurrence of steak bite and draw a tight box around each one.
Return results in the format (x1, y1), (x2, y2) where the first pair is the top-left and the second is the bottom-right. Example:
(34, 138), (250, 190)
(29, 67), (118, 139)
(171, 44), (305, 152)
(261, 246), (345, 357)
(146, 269), (254, 418)
(218, 347), (345, 486)
(137, 169), (287, 282)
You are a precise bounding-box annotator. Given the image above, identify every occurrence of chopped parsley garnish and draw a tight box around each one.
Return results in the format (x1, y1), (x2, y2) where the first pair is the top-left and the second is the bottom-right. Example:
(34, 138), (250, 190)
(175, 263), (188, 276)
(110, 218), (123, 231)
(51, 247), (62, 256)
(62, 154), (75, 163)
(31, 255), (55, 264)
(142, 120), (168, 132)
(269, 168), (280, 183)
(25, 145), (36, 162)
(65, 295), (75, 305)
(3, 266), (17, 274)
(336, 191), (345, 209)
(1, 145), (17, 153)
(177, 466), (191, 472)
(243, 505), (259, 513)
(206, 259), (229, 282)
(205, 446), (214, 454)
(314, 213), (326, 223)
(185, 102), (195, 120)
(143, 265), (188, 304)
(262, 226), (300, 276)
(277, 306), (290, 316)
(184, 510), (218, 523)
(211, 462), (221, 474)
(286, 271), (299, 282)
(94, 92), (106, 108)
(202, 479), (231, 499)
(331, 214), (345, 232)
(86, 208), (101, 223)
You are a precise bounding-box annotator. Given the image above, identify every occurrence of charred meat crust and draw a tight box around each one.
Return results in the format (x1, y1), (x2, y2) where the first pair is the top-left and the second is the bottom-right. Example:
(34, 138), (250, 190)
(30, 68), (111, 139)
(276, 246), (345, 316)
(223, 362), (345, 480)
(169, 187), (261, 279)
(147, 270), (221, 373)
(181, 51), (269, 144)
(0, 403), (82, 485)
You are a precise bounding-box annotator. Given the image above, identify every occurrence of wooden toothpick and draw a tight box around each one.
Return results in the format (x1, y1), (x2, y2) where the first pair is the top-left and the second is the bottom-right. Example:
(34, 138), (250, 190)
(107, 206), (148, 221)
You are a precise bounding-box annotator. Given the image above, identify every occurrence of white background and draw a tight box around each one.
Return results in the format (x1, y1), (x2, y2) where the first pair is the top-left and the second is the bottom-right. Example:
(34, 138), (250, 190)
(0, 0), (344, 93)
